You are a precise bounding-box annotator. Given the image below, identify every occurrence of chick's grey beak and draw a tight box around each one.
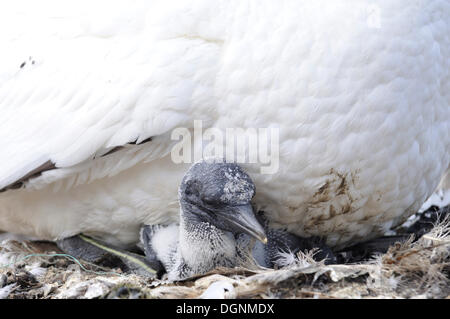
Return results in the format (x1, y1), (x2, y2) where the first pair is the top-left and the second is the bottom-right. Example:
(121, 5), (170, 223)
(220, 204), (267, 244)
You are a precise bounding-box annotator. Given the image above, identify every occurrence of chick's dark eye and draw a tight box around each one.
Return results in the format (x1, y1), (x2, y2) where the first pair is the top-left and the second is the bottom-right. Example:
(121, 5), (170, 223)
(201, 196), (218, 206)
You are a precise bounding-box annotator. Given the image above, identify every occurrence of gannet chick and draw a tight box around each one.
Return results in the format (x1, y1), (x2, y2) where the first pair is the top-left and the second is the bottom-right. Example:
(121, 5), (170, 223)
(140, 159), (267, 281)
(140, 159), (337, 280)
(142, 218), (337, 279)
(55, 159), (332, 278)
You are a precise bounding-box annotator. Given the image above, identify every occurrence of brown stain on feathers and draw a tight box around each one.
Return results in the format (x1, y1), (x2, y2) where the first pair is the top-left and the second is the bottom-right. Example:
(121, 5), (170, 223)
(305, 169), (361, 226)
(312, 169), (356, 201)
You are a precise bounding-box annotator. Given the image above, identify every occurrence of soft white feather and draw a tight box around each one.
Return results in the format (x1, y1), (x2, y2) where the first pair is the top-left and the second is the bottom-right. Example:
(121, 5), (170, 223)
(0, 0), (448, 249)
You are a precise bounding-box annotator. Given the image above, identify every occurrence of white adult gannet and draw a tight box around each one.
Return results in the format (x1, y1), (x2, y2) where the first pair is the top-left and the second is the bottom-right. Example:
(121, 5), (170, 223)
(0, 0), (448, 250)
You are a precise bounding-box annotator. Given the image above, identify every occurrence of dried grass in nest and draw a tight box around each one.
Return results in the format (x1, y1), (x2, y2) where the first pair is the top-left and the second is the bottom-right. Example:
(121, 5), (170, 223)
(1, 207), (450, 299)
(371, 213), (450, 296)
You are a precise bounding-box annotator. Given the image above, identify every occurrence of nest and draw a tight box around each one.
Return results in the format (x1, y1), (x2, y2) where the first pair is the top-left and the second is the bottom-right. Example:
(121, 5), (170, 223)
(0, 205), (449, 299)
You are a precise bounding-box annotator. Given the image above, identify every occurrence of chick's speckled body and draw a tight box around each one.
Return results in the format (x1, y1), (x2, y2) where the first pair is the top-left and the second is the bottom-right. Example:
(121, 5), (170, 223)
(0, 0), (448, 249)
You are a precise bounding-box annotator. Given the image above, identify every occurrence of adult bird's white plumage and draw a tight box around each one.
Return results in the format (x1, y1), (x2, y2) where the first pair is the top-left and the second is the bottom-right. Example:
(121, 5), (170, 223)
(0, 0), (448, 249)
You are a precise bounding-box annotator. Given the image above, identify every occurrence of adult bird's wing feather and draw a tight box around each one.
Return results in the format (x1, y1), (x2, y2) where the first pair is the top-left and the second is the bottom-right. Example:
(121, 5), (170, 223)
(0, 0), (222, 191)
